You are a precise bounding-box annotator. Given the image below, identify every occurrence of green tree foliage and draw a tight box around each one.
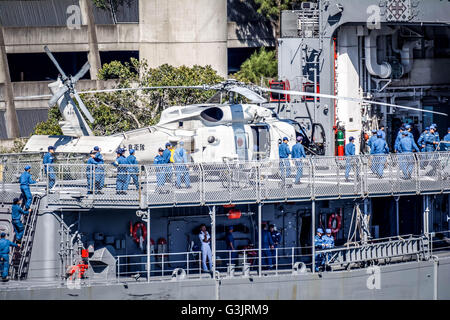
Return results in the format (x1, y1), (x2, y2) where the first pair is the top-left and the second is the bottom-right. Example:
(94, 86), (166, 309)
(92, 0), (134, 24)
(32, 59), (224, 136)
(254, 0), (293, 20)
(33, 106), (63, 135)
(233, 47), (277, 86)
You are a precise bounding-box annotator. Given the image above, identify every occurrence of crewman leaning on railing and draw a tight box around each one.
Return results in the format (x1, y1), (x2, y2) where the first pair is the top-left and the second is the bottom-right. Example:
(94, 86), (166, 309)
(43, 146), (56, 190)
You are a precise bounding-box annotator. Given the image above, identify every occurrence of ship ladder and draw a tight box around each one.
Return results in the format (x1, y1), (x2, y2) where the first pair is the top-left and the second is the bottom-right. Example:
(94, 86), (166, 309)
(9, 195), (42, 280)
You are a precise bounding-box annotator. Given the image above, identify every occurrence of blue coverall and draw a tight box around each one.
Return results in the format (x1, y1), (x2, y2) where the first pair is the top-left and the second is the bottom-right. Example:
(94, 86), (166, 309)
(424, 133), (439, 175)
(279, 143), (291, 179)
(291, 142), (306, 183)
(261, 229), (274, 268)
(43, 152), (56, 189)
(126, 154), (140, 190)
(11, 204), (29, 241)
(345, 142), (355, 180)
(19, 171), (36, 210)
(418, 131), (428, 152)
(367, 134), (377, 151)
(94, 152), (105, 190)
(371, 138), (389, 178)
(86, 157), (97, 194)
(395, 131), (413, 152)
(154, 154), (166, 188)
(162, 148), (172, 184)
(0, 238), (18, 279)
(173, 147), (190, 188)
(225, 231), (237, 265)
(398, 136), (419, 179)
(270, 230), (282, 265)
(113, 155), (129, 192)
(314, 234), (324, 271)
(380, 130), (386, 140)
(321, 234), (335, 264)
(442, 133), (450, 151)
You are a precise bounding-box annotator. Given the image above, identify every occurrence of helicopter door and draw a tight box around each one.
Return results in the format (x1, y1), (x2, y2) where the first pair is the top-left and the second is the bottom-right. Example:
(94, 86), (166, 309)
(234, 129), (249, 161)
(251, 125), (270, 160)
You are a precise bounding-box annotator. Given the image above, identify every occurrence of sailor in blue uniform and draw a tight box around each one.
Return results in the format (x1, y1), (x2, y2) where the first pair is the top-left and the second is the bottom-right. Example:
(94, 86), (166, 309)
(126, 149), (140, 190)
(394, 124), (414, 152)
(398, 131), (419, 179)
(345, 136), (356, 181)
(279, 137), (291, 180)
(379, 126), (386, 140)
(19, 165), (37, 210)
(43, 146), (56, 189)
(431, 124), (440, 148)
(0, 232), (18, 281)
(367, 129), (378, 151)
(225, 226), (237, 265)
(11, 198), (29, 244)
(174, 141), (191, 188)
(269, 224), (281, 267)
(154, 147), (166, 191)
(291, 136), (306, 184)
(86, 151), (97, 194)
(163, 143), (173, 184)
(371, 132), (389, 178)
(418, 127), (429, 152)
(261, 224), (274, 269)
(113, 148), (129, 194)
(442, 128), (450, 151)
(314, 228), (325, 272)
(424, 127), (440, 176)
(93, 146), (105, 191)
(321, 229), (335, 266)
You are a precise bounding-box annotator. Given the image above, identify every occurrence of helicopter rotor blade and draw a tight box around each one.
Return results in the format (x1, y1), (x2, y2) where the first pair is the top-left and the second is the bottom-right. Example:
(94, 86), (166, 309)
(48, 85), (69, 107)
(77, 85), (209, 95)
(260, 87), (448, 117)
(73, 90), (95, 123)
(44, 46), (68, 81)
(228, 86), (267, 103)
(72, 61), (91, 83)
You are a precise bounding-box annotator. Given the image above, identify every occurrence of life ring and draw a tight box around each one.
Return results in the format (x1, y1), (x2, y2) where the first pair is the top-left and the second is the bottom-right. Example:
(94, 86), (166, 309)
(328, 213), (342, 234)
(132, 222), (147, 244)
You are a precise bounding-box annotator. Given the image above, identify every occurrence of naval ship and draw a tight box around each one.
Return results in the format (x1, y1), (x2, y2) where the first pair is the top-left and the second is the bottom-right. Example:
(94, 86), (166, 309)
(1, 0), (450, 300)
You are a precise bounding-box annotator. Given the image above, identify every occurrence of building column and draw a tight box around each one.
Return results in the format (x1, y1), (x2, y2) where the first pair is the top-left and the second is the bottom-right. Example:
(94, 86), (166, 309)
(80, 0), (101, 80)
(0, 26), (20, 138)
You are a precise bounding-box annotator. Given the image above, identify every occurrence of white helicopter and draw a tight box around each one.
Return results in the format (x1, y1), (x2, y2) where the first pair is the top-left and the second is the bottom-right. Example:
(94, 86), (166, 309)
(17, 46), (447, 163)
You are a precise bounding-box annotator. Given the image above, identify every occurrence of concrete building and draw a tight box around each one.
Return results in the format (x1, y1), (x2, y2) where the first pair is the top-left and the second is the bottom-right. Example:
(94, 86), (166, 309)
(0, 0), (275, 139)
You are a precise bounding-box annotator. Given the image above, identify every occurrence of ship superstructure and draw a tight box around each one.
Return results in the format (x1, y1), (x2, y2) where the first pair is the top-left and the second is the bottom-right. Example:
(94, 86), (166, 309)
(1, 0), (450, 300)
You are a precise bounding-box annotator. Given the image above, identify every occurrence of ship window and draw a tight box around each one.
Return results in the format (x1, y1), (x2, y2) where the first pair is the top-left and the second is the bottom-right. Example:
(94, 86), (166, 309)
(200, 107), (223, 122)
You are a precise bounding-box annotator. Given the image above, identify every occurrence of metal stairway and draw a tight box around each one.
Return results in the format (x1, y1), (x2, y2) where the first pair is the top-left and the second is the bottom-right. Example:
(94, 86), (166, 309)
(9, 195), (41, 280)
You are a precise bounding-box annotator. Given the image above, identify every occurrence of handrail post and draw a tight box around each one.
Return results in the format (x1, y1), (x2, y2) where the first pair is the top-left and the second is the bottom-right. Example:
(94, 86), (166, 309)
(186, 252), (189, 276)
(312, 199), (316, 273)
(147, 208), (151, 282)
(117, 256), (120, 283)
(275, 247), (278, 275)
(258, 203), (262, 276)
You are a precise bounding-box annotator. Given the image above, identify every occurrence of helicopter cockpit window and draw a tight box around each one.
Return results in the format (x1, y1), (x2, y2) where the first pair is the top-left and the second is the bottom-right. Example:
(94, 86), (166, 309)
(200, 107), (224, 122)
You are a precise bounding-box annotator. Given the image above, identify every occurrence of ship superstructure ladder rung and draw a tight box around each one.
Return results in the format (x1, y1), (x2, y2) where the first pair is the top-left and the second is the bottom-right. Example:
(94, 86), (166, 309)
(9, 195), (41, 280)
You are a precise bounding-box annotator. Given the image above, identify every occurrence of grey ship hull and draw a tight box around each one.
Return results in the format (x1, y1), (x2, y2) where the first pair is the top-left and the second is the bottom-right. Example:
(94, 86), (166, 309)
(2, 253), (449, 300)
